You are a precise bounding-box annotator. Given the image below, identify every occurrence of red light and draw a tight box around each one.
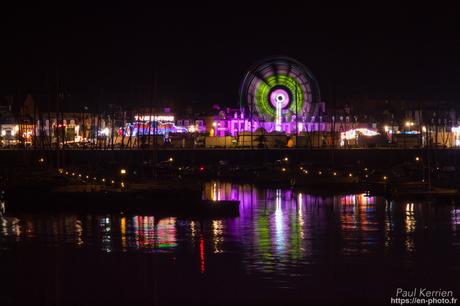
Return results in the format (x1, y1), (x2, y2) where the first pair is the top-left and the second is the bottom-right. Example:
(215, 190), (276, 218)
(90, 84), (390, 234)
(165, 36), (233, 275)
(200, 236), (205, 274)
(199, 166), (204, 171)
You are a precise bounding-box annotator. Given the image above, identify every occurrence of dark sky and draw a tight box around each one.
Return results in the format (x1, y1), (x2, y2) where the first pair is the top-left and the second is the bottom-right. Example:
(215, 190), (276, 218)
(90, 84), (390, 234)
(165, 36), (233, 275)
(1, 2), (459, 110)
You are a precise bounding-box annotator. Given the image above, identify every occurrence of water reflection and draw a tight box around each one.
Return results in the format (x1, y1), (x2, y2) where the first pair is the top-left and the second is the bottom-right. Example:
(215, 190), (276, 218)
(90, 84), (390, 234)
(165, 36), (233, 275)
(452, 208), (460, 227)
(99, 216), (112, 252)
(1, 181), (460, 284)
(405, 203), (416, 252)
(212, 220), (223, 254)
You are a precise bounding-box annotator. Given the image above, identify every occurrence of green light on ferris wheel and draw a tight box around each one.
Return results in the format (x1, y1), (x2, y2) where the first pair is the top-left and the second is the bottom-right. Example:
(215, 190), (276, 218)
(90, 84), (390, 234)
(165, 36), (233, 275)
(254, 74), (305, 118)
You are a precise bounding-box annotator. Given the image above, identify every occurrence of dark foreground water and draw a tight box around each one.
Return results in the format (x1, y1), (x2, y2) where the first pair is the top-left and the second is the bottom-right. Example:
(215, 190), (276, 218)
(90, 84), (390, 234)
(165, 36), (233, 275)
(1, 182), (460, 306)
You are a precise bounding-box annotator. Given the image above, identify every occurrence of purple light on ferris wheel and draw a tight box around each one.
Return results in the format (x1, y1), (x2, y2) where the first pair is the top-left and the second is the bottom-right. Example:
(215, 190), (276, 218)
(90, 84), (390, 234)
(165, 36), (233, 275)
(269, 88), (290, 109)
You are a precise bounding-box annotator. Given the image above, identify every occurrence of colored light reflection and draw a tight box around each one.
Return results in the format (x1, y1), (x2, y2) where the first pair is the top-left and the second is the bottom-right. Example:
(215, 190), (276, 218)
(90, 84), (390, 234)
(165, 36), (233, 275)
(200, 235), (205, 274)
(156, 218), (177, 250)
(210, 182), (221, 201)
(452, 208), (460, 229)
(273, 189), (286, 253)
(338, 192), (379, 255)
(99, 216), (112, 252)
(1, 183), (449, 285)
(128, 216), (177, 252)
(297, 193), (305, 240)
(212, 220), (224, 254)
(405, 203), (416, 232)
(405, 203), (416, 252)
(384, 200), (393, 249)
(131, 216), (154, 249)
(75, 219), (83, 246)
(120, 216), (127, 251)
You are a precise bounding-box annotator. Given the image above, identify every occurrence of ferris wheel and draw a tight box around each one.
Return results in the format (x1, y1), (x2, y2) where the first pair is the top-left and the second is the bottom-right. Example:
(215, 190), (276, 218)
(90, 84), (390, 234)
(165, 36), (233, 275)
(240, 56), (320, 131)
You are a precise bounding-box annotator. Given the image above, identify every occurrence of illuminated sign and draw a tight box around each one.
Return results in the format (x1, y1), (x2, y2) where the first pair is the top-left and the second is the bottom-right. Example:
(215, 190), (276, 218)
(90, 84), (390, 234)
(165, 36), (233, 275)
(341, 128), (378, 140)
(134, 115), (175, 122)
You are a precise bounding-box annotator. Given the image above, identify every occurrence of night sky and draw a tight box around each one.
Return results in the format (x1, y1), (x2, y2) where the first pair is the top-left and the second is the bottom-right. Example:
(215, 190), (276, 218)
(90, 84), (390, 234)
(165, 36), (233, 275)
(1, 2), (459, 110)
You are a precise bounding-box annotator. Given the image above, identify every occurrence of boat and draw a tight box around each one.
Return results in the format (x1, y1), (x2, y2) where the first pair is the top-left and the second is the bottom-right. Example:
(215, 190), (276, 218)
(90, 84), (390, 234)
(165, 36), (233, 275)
(5, 181), (240, 217)
(386, 182), (460, 200)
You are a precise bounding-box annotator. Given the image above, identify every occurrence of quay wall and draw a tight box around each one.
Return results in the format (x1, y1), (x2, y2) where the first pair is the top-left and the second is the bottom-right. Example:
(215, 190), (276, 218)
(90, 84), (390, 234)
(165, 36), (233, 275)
(1, 148), (460, 169)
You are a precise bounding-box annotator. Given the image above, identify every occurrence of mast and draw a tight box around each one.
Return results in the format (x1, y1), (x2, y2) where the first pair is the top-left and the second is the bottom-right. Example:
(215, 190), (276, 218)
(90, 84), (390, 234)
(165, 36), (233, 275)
(152, 66), (159, 179)
(55, 66), (60, 169)
(295, 82), (298, 148)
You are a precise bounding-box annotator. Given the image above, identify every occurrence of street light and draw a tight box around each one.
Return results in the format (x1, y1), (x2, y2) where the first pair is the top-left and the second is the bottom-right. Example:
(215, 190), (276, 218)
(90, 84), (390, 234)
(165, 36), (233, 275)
(405, 121), (415, 131)
(405, 121), (414, 127)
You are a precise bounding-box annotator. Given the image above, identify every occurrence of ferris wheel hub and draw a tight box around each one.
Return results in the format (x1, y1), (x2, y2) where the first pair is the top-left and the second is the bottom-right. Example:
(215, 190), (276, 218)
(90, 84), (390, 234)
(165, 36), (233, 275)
(269, 88), (290, 108)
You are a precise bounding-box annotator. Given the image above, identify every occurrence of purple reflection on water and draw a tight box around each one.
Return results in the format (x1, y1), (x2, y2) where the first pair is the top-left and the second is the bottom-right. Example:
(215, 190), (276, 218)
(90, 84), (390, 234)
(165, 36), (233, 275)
(2, 181), (460, 305)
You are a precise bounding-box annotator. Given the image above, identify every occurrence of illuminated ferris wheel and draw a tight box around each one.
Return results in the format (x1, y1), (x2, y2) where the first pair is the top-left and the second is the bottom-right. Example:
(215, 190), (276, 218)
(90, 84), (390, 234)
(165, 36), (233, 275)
(240, 56), (320, 131)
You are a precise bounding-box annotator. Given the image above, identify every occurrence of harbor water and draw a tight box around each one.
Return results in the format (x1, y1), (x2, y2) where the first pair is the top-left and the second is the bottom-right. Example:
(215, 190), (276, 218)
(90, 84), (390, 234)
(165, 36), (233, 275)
(1, 182), (460, 305)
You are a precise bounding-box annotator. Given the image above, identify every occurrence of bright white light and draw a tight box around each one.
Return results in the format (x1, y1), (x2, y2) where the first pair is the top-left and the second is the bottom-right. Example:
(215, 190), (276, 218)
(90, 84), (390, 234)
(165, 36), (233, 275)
(405, 121), (415, 127)
(99, 127), (109, 136)
(134, 115), (174, 122)
(340, 128), (378, 141)
(275, 100), (282, 132)
(12, 125), (19, 136)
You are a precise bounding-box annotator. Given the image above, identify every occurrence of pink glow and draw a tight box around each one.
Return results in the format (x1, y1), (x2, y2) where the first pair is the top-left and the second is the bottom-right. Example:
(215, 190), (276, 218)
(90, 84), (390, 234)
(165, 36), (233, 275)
(269, 88), (290, 108)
